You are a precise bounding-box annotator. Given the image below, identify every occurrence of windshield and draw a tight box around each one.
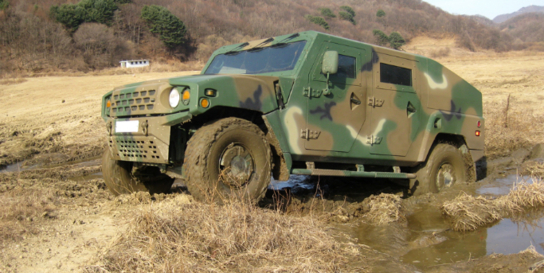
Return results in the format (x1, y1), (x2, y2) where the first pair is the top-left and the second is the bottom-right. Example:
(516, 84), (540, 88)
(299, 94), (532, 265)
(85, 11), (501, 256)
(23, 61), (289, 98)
(204, 41), (307, 75)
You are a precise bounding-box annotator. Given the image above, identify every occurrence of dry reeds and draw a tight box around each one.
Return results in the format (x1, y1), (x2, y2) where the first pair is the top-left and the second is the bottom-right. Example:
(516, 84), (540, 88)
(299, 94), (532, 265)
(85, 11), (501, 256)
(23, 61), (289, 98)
(442, 177), (544, 231)
(90, 196), (364, 272)
(523, 161), (544, 178)
(361, 194), (406, 225)
(441, 192), (503, 231)
(483, 96), (543, 159)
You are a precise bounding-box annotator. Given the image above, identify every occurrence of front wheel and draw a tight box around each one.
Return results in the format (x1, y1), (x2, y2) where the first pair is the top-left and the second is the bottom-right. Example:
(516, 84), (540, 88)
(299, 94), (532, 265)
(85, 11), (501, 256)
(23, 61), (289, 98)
(102, 150), (174, 195)
(410, 144), (470, 195)
(184, 117), (271, 203)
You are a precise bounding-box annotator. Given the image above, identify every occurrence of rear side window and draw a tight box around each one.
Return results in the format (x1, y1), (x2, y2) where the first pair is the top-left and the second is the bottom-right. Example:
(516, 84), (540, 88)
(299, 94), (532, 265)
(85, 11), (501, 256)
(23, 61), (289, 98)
(380, 63), (412, 86)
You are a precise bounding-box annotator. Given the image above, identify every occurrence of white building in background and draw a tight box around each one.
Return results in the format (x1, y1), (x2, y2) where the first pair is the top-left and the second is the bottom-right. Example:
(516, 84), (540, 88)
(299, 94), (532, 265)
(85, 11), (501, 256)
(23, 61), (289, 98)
(120, 60), (150, 68)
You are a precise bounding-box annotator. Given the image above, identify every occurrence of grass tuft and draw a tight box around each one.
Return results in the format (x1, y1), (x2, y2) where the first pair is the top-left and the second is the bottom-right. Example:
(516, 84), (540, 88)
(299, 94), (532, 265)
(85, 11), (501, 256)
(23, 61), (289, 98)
(442, 177), (544, 231)
(90, 195), (364, 272)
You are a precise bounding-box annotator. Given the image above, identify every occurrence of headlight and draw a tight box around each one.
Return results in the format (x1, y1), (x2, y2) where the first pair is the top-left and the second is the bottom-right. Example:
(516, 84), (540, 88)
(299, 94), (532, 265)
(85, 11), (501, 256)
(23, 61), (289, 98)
(169, 88), (180, 108)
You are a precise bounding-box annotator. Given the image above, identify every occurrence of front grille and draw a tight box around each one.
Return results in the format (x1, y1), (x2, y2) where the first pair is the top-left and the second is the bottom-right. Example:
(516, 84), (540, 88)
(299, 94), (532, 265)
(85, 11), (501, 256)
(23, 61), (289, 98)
(111, 89), (157, 116)
(109, 136), (168, 164)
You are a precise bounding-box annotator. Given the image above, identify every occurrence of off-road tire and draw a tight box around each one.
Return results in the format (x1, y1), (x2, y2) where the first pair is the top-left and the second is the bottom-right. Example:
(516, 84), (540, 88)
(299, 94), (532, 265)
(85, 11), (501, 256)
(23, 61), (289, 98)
(411, 144), (469, 195)
(184, 117), (271, 204)
(102, 150), (174, 195)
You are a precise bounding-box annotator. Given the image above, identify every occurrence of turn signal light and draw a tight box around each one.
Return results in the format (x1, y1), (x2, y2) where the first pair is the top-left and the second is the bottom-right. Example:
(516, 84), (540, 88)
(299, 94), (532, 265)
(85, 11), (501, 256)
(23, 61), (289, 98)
(106, 100), (111, 108)
(475, 130), (481, 137)
(182, 90), (191, 100)
(200, 98), (210, 108)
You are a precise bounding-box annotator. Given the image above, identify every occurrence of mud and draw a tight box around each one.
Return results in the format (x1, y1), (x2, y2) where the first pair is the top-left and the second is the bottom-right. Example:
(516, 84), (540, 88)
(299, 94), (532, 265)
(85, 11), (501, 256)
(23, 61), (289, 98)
(2, 144), (544, 272)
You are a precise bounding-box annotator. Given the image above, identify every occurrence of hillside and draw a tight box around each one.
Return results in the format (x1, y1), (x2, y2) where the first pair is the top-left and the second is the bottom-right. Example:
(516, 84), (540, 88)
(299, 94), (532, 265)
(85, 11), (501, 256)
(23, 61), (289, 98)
(493, 5), (544, 23)
(0, 0), (535, 76)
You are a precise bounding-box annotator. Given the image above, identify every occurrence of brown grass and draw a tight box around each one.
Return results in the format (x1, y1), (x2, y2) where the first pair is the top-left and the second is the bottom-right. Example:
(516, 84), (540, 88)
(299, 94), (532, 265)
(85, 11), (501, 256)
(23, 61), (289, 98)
(523, 161), (544, 178)
(483, 97), (543, 159)
(0, 78), (27, 85)
(442, 177), (544, 231)
(361, 194), (406, 225)
(441, 192), (503, 231)
(88, 196), (365, 272)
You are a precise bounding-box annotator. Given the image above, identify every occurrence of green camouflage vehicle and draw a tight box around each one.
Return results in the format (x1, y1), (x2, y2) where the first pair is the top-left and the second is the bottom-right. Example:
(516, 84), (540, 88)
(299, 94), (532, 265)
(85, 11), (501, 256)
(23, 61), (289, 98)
(101, 31), (484, 202)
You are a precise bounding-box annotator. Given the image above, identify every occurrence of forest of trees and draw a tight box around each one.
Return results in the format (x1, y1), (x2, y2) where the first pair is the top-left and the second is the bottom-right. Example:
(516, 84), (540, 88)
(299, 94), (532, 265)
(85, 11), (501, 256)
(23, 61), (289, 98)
(0, 0), (543, 76)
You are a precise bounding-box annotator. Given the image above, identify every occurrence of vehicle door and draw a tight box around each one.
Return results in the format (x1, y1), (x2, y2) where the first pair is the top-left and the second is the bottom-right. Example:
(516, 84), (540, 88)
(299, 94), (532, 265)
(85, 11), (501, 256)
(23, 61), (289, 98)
(304, 42), (367, 152)
(369, 54), (420, 156)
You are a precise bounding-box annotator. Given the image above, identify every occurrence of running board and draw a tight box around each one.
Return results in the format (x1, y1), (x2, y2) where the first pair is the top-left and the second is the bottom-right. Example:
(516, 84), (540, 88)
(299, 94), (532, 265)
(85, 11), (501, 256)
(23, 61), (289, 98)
(291, 168), (416, 179)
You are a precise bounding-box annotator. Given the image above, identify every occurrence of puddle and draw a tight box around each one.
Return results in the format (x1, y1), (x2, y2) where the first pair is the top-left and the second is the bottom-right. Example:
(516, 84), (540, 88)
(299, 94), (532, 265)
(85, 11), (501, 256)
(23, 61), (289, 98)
(347, 174), (544, 270)
(486, 217), (544, 255)
(0, 157), (101, 174)
(0, 162), (41, 173)
(70, 172), (103, 182)
(397, 215), (544, 269)
(0, 162), (23, 173)
(477, 175), (537, 195)
(43, 157), (101, 169)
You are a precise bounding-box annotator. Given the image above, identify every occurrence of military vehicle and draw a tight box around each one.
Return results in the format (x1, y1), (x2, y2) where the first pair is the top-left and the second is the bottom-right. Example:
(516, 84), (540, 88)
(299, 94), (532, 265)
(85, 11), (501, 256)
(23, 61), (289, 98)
(101, 31), (484, 202)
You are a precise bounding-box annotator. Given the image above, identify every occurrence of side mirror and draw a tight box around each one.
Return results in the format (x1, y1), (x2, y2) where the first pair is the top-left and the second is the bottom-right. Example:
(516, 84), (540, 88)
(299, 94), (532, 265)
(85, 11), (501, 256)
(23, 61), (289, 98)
(322, 51), (338, 75)
(321, 51), (338, 96)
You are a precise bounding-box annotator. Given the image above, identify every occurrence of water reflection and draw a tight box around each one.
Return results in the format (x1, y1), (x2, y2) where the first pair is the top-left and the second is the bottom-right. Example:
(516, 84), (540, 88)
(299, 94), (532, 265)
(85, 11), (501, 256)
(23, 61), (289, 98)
(487, 215), (544, 255)
(268, 175), (314, 191)
(478, 175), (537, 195)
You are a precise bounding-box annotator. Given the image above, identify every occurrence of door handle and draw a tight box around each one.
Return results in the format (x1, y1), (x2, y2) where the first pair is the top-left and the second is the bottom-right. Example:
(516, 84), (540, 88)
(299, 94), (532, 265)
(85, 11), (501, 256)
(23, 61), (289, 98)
(407, 101), (416, 117)
(351, 97), (361, 105)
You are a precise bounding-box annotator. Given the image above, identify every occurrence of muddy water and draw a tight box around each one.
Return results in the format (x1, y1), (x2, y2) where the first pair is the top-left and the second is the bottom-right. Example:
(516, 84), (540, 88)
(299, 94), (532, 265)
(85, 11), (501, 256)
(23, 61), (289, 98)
(0, 161), (41, 173)
(0, 157), (102, 174)
(477, 174), (538, 195)
(0, 162), (23, 173)
(352, 175), (544, 270)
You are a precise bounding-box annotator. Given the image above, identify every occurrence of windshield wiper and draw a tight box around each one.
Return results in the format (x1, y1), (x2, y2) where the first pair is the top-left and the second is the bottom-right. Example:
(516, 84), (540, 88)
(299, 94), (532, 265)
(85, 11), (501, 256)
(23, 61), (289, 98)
(225, 51), (241, 55)
(248, 47), (265, 52)
(271, 43), (288, 48)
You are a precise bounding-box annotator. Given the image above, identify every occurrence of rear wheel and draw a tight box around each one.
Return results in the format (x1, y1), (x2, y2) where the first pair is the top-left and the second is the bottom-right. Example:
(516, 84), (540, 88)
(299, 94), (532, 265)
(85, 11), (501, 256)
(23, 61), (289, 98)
(102, 150), (174, 195)
(184, 117), (271, 203)
(410, 144), (469, 195)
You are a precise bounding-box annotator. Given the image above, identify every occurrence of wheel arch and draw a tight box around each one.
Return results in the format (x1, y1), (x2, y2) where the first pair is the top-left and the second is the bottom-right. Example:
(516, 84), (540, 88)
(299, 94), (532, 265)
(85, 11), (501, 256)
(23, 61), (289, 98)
(413, 132), (476, 184)
(185, 106), (290, 181)
(418, 133), (470, 163)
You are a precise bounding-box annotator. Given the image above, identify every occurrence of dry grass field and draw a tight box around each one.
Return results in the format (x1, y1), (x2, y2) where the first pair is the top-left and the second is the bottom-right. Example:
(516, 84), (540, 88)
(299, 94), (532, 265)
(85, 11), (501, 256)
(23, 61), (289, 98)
(1, 39), (544, 272)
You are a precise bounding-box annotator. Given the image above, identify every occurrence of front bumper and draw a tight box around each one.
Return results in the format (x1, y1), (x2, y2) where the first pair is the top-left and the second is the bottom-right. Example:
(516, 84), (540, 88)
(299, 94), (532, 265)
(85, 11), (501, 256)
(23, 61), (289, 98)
(106, 111), (192, 164)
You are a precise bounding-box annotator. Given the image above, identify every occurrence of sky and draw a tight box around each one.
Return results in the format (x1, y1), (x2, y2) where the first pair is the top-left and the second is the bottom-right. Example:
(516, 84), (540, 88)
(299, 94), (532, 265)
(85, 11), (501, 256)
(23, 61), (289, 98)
(423, 0), (544, 20)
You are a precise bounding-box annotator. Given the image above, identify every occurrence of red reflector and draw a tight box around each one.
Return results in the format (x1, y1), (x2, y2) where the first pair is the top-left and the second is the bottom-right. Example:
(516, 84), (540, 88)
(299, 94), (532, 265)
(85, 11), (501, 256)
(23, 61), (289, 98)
(477, 121), (481, 128)
(475, 130), (481, 137)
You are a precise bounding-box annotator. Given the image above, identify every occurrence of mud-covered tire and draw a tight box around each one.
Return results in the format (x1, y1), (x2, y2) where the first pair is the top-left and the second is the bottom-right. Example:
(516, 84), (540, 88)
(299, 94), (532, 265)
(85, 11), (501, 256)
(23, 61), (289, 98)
(102, 150), (174, 195)
(184, 117), (271, 203)
(411, 144), (468, 195)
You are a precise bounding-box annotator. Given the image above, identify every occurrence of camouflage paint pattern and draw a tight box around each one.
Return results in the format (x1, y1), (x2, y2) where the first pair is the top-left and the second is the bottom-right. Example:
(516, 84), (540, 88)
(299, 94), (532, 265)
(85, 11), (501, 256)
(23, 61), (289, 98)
(101, 31), (484, 179)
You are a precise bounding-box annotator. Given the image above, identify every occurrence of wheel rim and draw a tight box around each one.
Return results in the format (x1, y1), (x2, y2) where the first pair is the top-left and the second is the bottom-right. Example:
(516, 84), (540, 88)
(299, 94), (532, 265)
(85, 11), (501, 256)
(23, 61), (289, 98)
(219, 143), (254, 188)
(436, 163), (455, 190)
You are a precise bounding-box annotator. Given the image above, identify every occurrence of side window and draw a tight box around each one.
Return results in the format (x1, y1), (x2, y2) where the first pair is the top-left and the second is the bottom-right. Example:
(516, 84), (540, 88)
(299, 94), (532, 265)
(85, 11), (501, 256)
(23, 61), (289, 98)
(380, 63), (412, 86)
(336, 54), (356, 79)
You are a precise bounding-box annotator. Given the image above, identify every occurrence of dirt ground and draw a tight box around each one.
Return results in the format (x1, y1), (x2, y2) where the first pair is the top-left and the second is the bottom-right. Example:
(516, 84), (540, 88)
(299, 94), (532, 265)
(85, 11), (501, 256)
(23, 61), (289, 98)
(1, 40), (544, 272)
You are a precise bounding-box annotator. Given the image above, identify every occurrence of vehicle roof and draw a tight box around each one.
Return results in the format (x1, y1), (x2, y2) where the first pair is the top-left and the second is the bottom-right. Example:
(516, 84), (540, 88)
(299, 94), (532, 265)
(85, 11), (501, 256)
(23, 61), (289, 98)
(213, 30), (425, 61)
